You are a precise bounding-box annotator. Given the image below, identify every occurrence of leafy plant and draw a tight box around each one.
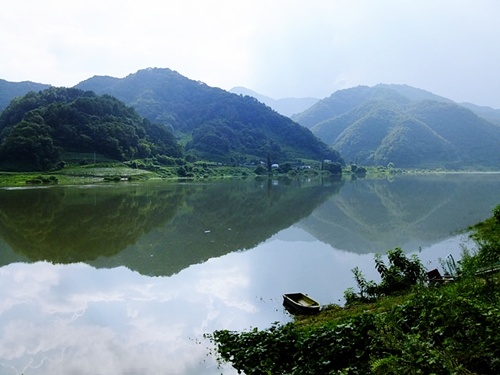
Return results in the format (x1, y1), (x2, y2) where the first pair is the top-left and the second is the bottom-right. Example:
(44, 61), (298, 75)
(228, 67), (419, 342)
(494, 203), (500, 224)
(345, 247), (426, 305)
(467, 204), (500, 270)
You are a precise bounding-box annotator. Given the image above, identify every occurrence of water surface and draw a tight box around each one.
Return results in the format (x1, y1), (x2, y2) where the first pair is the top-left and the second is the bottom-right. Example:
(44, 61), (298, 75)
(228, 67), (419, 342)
(0, 174), (498, 374)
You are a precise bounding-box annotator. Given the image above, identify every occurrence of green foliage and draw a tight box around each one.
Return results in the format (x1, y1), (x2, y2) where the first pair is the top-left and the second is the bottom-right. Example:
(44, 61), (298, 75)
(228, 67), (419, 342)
(494, 204), (500, 224)
(0, 79), (50, 112)
(206, 314), (376, 375)
(370, 280), (500, 375)
(75, 68), (343, 164)
(254, 164), (267, 175)
(464, 204), (500, 272)
(206, 324), (299, 375)
(25, 175), (58, 185)
(0, 87), (182, 171)
(296, 85), (500, 169)
(0, 119), (62, 170)
(322, 161), (343, 175)
(345, 248), (426, 305)
(280, 162), (293, 173)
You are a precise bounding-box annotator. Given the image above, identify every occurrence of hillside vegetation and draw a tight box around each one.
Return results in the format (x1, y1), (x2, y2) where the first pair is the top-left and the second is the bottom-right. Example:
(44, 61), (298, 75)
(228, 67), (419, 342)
(75, 68), (341, 165)
(0, 79), (50, 112)
(0, 87), (181, 171)
(293, 85), (500, 169)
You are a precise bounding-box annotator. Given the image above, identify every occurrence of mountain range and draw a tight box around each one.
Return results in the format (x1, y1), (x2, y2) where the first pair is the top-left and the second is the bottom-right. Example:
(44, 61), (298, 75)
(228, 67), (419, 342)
(291, 84), (500, 169)
(0, 69), (341, 170)
(73, 68), (339, 164)
(1, 70), (500, 170)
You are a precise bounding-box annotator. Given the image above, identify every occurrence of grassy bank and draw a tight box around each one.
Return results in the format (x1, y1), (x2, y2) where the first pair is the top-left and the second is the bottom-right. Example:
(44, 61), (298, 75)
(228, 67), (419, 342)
(206, 206), (500, 374)
(0, 161), (344, 187)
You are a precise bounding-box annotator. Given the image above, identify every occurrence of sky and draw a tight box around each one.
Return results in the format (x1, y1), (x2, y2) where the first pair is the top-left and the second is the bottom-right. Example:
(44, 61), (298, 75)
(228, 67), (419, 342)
(1, 0), (500, 108)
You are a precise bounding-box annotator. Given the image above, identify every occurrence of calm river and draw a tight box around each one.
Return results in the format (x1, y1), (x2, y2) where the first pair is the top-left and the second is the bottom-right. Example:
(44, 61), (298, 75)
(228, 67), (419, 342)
(0, 173), (499, 374)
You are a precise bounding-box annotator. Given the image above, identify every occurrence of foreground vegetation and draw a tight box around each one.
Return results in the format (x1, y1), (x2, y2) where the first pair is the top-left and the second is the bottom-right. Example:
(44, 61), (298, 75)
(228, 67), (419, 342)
(206, 205), (500, 374)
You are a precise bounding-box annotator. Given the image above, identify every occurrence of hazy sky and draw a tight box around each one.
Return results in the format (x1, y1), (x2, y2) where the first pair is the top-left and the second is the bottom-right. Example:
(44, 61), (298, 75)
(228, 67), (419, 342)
(2, 0), (500, 107)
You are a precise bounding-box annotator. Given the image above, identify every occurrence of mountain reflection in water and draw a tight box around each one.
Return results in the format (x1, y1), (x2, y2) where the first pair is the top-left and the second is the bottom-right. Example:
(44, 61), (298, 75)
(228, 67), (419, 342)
(1, 174), (499, 275)
(0, 178), (341, 275)
(0, 174), (499, 375)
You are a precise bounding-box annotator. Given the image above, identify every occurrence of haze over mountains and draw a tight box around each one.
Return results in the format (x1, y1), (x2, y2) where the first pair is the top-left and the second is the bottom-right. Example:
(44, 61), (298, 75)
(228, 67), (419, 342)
(1, 68), (499, 171)
(229, 86), (319, 117)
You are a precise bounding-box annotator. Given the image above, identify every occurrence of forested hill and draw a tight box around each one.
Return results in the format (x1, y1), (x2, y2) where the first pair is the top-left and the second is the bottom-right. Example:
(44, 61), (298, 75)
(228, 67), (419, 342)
(292, 85), (500, 169)
(75, 68), (341, 164)
(0, 87), (182, 171)
(0, 79), (50, 112)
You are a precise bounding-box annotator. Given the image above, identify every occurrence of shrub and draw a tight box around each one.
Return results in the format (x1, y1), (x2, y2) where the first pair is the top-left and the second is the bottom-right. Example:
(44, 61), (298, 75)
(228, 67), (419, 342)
(345, 248), (426, 305)
(494, 204), (500, 224)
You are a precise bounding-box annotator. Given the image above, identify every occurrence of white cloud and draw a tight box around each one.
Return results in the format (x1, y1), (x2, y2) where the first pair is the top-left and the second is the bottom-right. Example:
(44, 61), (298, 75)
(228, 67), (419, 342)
(1, 0), (500, 107)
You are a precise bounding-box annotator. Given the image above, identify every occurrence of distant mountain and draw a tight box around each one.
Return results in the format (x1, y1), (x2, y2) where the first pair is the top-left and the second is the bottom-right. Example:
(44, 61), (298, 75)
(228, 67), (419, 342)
(0, 79), (50, 111)
(292, 85), (500, 169)
(459, 102), (500, 125)
(0, 87), (181, 171)
(375, 83), (454, 104)
(229, 86), (319, 117)
(75, 68), (340, 164)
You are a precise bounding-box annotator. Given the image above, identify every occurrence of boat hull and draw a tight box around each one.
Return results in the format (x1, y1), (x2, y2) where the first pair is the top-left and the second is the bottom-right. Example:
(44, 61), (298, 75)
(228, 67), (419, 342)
(283, 293), (320, 314)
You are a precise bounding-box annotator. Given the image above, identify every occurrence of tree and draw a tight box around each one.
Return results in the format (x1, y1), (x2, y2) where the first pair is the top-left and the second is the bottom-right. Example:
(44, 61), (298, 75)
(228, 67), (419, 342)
(281, 162), (292, 173)
(0, 120), (61, 170)
(254, 164), (267, 175)
(323, 161), (342, 175)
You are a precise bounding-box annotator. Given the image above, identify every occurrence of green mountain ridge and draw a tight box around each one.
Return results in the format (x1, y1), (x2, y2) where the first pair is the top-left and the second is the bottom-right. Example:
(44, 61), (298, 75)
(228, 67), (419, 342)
(2, 72), (499, 170)
(0, 69), (341, 169)
(0, 79), (50, 112)
(75, 68), (340, 164)
(293, 85), (500, 169)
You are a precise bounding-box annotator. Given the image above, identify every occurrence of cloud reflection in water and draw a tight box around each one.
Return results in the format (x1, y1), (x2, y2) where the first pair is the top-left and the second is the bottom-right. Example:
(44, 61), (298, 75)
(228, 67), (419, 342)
(0, 225), (470, 375)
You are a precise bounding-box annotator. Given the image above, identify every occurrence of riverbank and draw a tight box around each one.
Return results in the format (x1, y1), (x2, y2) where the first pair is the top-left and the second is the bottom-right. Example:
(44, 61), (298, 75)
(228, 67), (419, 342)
(0, 163), (250, 187)
(0, 162), (344, 187)
(206, 206), (500, 374)
(2, 162), (493, 188)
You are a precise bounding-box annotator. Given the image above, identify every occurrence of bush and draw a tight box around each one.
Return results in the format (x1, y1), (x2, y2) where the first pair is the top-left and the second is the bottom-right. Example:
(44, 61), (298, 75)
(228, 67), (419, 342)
(371, 280), (500, 375)
(254, 164), (267, 175)
(494, 204), (500, 224)
(344, 248), (426, 305)
(176, 166), (187, 177)
(468, 204), (500, 269)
